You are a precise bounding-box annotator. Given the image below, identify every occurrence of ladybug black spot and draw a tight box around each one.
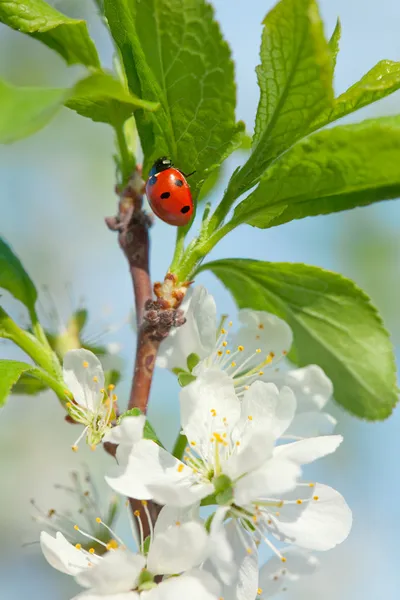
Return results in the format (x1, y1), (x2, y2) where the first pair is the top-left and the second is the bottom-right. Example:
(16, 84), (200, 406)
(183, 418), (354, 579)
(181, 205), (191, 214)
(174, 179), (184, 187)
(160, 192), (171, 199)
(148, 175), (157, 185)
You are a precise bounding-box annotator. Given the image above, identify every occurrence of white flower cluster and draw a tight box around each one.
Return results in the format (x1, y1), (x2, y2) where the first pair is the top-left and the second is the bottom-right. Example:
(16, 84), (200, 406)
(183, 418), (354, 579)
(40, 287), (352, 600)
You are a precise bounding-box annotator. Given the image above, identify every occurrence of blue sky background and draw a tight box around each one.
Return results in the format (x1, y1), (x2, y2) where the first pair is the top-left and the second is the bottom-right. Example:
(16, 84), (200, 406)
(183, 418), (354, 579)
(0, 0), (399, 598)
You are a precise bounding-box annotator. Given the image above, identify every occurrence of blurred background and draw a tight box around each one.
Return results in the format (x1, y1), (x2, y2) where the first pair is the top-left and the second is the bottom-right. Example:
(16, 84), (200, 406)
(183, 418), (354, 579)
(0, 0), (399, 597)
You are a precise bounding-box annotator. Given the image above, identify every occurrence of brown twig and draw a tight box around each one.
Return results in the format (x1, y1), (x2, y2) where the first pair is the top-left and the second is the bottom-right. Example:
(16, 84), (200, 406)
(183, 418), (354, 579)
(105, 167), (187, 536)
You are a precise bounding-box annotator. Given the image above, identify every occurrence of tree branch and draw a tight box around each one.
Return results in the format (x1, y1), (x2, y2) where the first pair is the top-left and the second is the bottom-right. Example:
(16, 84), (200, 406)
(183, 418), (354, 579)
(105, 167), (187, 537)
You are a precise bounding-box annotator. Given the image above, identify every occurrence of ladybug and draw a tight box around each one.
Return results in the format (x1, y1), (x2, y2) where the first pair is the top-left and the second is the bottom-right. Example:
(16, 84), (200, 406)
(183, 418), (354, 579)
(145, 157), (194, 226)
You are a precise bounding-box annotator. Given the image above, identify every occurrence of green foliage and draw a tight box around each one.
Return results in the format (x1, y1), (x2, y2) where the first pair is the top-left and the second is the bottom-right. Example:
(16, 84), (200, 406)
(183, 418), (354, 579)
(11, 373), (48, 395)
(66, 72), (159, 126)
(0, 78), (69, 144)
(0, 0), (99, 67)
(0, 361), (35, 407)
(311, 60), (400, 131)
(231, 116), (400, 229)
(224, 0), (334, 202)
(0, 360), (56, 407)
(187, 353), (200, 373)
(119, 408), (164, 447)
(328, 18), (341, 69)
(201, 259), (398, 420)
(0, 74), (157, 144)
(0, 237), (37, 317)
(178, 372), (197, 387)
(104, 0), (243, 195)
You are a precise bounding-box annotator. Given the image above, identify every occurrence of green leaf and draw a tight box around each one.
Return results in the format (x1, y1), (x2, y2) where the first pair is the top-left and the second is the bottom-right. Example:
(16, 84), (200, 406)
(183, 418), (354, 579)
(104, 0), (242, 195)
(66, 72), (159, 125)
(11, 372), (48, 395)
(311, 60), (400, 131)
(328, 18), (341, 70)
(0, 78), (69, 144)
(201, 259), (398, 420)
(177, 372), (197, 387)
(231, 116), (400, 230)
(119, 408), (164, 447)
(187, 353), (200, 373)
(0, 73), (157, 144)
(0, 237), (37, 316)
(0, 360), (35, 406)
(0, 0), (99, 67)
(227, 0), (333, 199)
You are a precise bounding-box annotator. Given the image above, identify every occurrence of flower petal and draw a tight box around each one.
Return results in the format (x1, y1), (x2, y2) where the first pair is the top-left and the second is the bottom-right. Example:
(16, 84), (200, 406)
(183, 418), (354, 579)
(203, 519), (258, 600)
(286, 411), (337, 438)
(105, 439), (212, 507)
(153, 504), (201, 537)
(234, 310), (293, 367)
(207, 507), (235, 585)
(72, 593), (139, 600)
(274, 435), (342, 465)
(238, 382), (296, 441)
(147, 521), (208, 575)
(76, 550), (145, 593)
(271, 483), (352, 551)
(40, 531), (93, 576)
(234, 458), (300, 505)
(154, 569), (221, 600)
(272, 365), (333, 412)
(63, 349), (104, 410)
(224, 430), (274, 481)
(180, 369), (240, 453)
(157, 286), (217, 371)
(103, 415), (145, 447)
(258, 548), (319, 598)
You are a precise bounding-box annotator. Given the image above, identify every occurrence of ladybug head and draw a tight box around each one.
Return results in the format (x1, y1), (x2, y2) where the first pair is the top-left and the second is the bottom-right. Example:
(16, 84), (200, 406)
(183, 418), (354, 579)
(150, 156), (173, 176)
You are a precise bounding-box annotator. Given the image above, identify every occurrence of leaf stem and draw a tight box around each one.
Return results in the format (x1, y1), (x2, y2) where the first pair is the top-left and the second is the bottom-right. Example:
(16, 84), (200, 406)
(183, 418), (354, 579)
(169, 227), (187, 273)
(114, 121), (135, 188)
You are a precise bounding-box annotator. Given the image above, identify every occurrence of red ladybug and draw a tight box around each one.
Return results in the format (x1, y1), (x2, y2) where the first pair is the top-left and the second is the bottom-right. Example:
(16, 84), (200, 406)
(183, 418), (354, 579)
(145, 157), (194, 226)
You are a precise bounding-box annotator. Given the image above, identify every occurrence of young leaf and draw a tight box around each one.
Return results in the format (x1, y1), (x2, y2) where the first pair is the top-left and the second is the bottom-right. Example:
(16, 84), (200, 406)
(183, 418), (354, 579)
(0, 78), (70, 144)
(0, 73), (157, 144)
(328, 18), (341, 70)
(311, 60), (400, 131)
(104, 0), (242, 195)
(226, 0), (334, 200)
(0, 360), (34, 406)
(66, 72), (159, 125)
(231, 115), (400, 230)
(11, 372), (48, 395)
(200, 259), (398, 420)
(0, 237), (37, 316)
(0, 0), (99, 67)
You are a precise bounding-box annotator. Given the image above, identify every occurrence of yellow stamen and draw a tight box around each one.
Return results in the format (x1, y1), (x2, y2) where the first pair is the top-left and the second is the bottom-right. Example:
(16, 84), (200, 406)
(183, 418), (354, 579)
(296, 499), (303, 505)
(226, 350), (231, 355)
(90, 444), (96, 451)
(71, 445), (78, 452)
(231, 361), (236, 367)
(96, 517), (101, 523)
(211, 409), (217, 417)
(134, 510), (140, 517)
(74, 525), (79, 531)
(221, 328), (227, 335)
(82, 361), (89, 368)
(93, 376), (98, 383)
(313, 496), (319, 501)
(281, 557), (287, 563)
(141, 500), (148, 506)
(248, 415), (253, 421)
(222, 341), (228, 347)
(89, 548), (95, 554)
(175, 521), (181, 526)
(257, 589), (263, 595)
(108, 384), (115, 391)
(217, 350), (223, 356)
(190, 440), (196, 446)
(66, 402), (72, 408)
(309, 483), (315, 487)
(238, 345), (244, 351)
(75, 543), (82, 550)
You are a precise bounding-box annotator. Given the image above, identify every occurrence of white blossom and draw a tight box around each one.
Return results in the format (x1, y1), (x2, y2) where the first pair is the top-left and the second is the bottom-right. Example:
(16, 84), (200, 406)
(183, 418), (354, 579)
(157, 286), (335, 437)
(63, 349), (117, 450)
(106, 372), (352, 559)
(40, 505), (221, 600)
